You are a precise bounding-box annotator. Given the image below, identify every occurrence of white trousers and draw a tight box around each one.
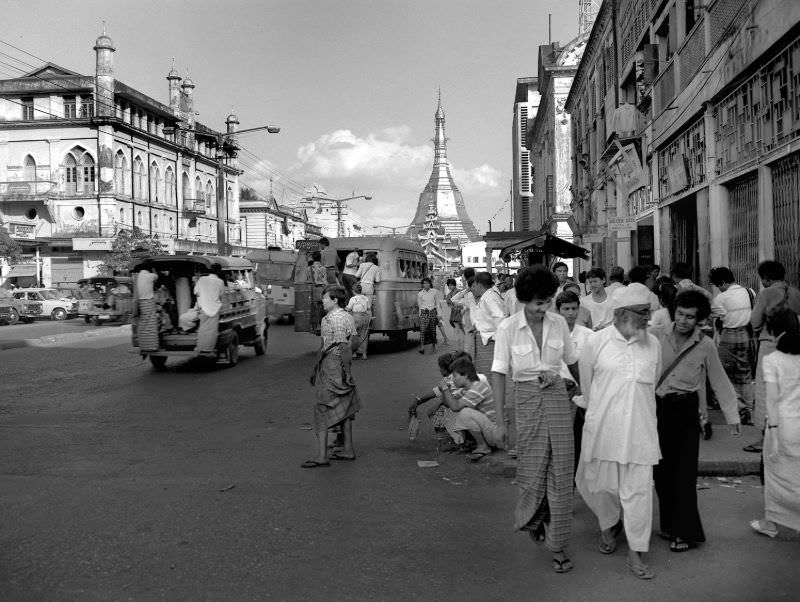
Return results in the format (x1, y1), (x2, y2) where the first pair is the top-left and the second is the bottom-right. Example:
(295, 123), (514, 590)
(453, 407), (500, 447)
(576, 458), (654, 552)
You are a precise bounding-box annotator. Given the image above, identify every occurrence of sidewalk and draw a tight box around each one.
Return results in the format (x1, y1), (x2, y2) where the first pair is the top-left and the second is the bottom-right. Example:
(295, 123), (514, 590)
(473, 409), (761, 478)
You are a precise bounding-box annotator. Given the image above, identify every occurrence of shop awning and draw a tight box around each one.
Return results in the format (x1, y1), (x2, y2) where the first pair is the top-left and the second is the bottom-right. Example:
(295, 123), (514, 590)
(6, 264), (37, 277)
(500, 233), (589, 260)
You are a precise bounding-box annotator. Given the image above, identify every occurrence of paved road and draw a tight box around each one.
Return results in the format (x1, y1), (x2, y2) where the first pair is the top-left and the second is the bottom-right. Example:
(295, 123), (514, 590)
(1, 324), (797, 601)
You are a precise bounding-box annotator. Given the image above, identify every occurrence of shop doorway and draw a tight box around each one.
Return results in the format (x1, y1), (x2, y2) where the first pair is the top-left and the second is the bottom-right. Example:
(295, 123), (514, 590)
(670, 195), (699, 280)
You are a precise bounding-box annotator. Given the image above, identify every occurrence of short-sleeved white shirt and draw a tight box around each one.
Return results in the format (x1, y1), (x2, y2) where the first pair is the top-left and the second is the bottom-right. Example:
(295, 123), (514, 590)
(492, 310), (578, 381)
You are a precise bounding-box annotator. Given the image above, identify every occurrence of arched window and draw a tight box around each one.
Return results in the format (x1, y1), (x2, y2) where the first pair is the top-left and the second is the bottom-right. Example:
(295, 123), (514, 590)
(114, 151), (128, 195)
(195, 176), (202, 204)
(205, 180), (214, 211)
(23, 155), (36, 182)
(150, 162), (160, 203)
(132, 156), (145, 199)
(182, 172), (191, 207)
(119, 207), (125, 224)
(63, 146), (94, 194)
(165, 167), (175, 206)
(80, 153), (95, 193)
(64, 154), (77, 194)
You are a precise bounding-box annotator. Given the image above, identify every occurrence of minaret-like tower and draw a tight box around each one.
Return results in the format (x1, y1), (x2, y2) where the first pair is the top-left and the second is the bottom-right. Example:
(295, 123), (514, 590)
(167, 59), (182, 115)
(408, 91), (479, 242)
(93, 26), (115, 118)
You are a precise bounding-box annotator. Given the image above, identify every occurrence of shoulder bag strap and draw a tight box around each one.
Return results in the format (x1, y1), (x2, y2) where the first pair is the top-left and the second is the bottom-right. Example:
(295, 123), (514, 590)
(656, 337), (702, 390)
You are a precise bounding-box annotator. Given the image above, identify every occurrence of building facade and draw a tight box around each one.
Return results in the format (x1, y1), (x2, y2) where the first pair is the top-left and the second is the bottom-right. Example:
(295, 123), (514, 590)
(240, 191), (321, 250)
(511, 77), (540, 231)
(0, 32), (241, 287)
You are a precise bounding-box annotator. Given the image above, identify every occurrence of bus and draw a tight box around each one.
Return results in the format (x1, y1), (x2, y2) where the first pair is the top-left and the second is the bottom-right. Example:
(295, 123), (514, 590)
(247, 248), (298, 323)
(293, 236), (427, 345)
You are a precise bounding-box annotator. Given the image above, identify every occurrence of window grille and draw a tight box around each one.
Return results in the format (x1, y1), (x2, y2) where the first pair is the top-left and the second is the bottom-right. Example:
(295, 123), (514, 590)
(63, 96), (77, 119)
(772, 151), (800, 288)
(21, 97), (34, 120)
(727, 172), (760, 291)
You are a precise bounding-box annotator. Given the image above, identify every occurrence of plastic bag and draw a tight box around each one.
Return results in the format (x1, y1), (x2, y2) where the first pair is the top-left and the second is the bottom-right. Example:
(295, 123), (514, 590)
(408, 415), (421, 440)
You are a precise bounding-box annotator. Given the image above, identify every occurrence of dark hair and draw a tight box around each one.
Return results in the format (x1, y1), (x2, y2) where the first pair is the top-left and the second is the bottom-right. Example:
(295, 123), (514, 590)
(655, 281), (678, 320)
(368, 254), (378, 266)
(651, 264), (661, 272)
(319, 237), (330, 246)
(462, 267), (476, 279)
(449, 356), (478, 381)
(556, 290), (580, 309)
(312, 251), (322, 262)
(578, 270), (587, 283)
(674, 289), (711, 321)
(609, 266), (625, 283)
(420, 277), (433, 287)
(353, 283), (362, 294)
(766, 307), (800, 354)
(563, 281), (581, 293)
(672, 262), (692, 279)
(446, 278), (457, 287)
(709, 267), (735, 287)
(322, 285), (347, 307)
(473, 272), (494, 289)
(552, 261), (568, 271)
(515, 266), (558, 303)
(437, 350), (470, 373)
(628, 265), (648, 284)
(586, 267), (606, 281)
(758, 260), (785, 281)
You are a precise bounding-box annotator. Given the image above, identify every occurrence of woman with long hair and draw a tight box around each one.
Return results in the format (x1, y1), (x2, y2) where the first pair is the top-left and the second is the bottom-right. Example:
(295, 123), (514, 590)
(750, 307), (800, 537)
(417, 277), (442, 354)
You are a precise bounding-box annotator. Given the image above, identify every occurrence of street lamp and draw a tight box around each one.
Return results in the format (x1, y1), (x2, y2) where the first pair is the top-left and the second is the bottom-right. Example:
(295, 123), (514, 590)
(302, 194), (372, 238)
(216, 124), (280, 255)
(374, 223), (413, 237)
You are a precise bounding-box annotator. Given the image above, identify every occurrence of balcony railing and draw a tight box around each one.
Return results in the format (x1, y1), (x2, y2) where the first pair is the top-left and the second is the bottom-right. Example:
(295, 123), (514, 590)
(182, 198), (206, 214)
(0, 180), (58, 200)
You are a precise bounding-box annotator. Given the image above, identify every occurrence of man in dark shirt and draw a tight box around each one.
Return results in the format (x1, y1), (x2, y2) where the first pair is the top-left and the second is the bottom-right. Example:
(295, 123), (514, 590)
(318, 237), (341, 286)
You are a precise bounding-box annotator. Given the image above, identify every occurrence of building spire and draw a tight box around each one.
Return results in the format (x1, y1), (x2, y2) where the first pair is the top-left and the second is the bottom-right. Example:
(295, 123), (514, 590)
(434, 89), (447, 167)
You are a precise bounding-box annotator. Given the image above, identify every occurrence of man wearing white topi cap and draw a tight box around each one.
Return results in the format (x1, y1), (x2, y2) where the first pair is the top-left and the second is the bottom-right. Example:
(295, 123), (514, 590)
(575, 282), (662, 580)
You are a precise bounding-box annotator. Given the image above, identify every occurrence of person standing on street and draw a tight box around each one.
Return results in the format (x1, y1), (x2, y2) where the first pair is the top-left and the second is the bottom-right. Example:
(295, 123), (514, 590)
(605, 266), (625, 298)
(580, 268), (615, 331)
(135, 267), (159, 352)
(417, 277), (443, 354)
(492, 266), (580, 574)
(710, 267), (756, 425)
(319, 237), (341, 285)
(464, 272), (508, 376)
(553, 261), (570, 296)
(750, 308), (800, 538)
(655, 290), (741, 553)
(355, 253), (381, 298)
(745, 260), (800, 453)
(304, 286), (360, 468)
(193, 264), (225, 356)
(345, 283), (371, 360)
(342, 247), (361, 298)
(309, 251), (328, 334)
(575, 284), (661, 580)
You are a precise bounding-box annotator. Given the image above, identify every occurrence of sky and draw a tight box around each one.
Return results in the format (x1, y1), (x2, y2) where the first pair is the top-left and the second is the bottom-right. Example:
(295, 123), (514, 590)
(2, 0), (579, 235)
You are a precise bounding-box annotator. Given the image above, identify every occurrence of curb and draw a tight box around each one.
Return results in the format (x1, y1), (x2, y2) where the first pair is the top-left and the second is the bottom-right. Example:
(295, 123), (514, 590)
(22, 325), (132, 348)
(473, 451), (760, 478)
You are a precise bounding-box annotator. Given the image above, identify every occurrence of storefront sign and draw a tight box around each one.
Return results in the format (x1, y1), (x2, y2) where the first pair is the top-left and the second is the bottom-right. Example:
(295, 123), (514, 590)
(295, 239), (320, 251)
(607, 216), (638, 232)
(10, 223), (36, 239)
(72, 237), (113, 251)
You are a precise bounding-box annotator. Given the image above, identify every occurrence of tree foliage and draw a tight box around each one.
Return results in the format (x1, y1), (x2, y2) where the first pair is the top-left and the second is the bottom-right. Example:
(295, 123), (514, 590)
(101, 227), (165, 275)
(0, 229), (21, 262)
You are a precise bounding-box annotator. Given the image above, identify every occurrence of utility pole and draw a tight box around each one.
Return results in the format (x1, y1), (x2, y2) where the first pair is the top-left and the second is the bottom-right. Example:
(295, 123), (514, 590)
(302, 194), (372, 238)
(215, 123), (280, 255)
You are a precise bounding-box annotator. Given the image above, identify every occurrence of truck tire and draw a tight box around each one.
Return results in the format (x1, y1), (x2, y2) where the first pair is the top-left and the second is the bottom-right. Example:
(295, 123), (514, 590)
(150, 356), (168, 371)
(227, 331), (240, 366)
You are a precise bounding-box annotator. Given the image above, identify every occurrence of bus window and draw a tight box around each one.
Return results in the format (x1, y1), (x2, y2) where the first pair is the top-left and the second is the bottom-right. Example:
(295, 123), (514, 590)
(398, 259), (407, 278)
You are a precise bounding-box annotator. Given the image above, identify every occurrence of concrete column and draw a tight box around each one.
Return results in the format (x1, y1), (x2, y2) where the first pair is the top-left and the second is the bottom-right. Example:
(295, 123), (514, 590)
(696, 188), (711, 286)
(758, 164), (774, 261)
(705, 105), (727, 267)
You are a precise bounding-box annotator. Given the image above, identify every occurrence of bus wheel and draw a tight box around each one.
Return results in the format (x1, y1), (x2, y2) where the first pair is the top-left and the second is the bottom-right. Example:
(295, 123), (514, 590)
(227, 332), (240, 366)
(84, 315), (91, 324)
(389, 330), (407, 348)
(254, 321), (268, 356)
(150, 356), (168, 371)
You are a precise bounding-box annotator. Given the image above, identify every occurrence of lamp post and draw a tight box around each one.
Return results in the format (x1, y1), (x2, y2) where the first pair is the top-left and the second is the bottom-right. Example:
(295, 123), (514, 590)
(374, 223), (412, 237)
(302, 194), (372, 238)
(216, 124), (280, 255)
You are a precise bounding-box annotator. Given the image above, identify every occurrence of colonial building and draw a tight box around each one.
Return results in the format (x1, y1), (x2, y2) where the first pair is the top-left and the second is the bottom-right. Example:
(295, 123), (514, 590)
(239, 190), (321, 250)
(0, 31), (242, 287)
(526, 36), (589, 272)
(511, 77), (541, 232)
(408, 93), (480, 255)
(571, 0), (800, 289)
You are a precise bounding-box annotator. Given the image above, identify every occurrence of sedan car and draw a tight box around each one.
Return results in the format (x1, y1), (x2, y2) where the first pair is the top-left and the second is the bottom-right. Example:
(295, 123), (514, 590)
(11, 288), (79, 321)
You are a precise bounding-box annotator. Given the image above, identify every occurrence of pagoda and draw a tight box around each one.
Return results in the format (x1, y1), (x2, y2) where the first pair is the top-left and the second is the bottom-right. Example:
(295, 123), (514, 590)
(408, 92), (480, 247)
(416, 200), (461, 273)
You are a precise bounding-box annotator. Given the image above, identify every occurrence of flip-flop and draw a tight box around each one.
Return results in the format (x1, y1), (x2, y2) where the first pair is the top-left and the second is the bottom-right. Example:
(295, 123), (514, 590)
(330, 453), (356, 461)
(599, 520), (623, 554)
(743, 443), (763, 453)
(626, 562), (655, 580)
(301, 460), (331, 468)
(750, 519), (778, 538)
(468, 450), (491, 463)
(669, 538), (697, 552)
(552, 557), (573, 573)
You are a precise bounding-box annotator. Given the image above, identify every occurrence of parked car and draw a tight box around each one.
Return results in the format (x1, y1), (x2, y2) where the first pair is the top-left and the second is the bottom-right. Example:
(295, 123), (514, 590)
(11, 288), (79, 321)
(0, 289), (21, 325)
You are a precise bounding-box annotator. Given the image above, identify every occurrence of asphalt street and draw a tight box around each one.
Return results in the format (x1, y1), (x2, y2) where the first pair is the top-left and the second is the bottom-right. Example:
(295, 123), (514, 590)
(0, 323), (797, 601)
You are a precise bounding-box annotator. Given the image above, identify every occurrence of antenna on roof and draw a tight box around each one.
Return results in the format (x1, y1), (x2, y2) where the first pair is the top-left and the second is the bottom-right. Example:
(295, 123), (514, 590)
(548, 14), (552, 45)
(102, 20), (107, 35)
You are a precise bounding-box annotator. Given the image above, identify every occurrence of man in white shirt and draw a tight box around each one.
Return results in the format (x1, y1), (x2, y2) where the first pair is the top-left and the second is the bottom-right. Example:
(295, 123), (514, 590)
(450, 267), (477, 354)
(580, 267), (615, 330)
(194, 264), (225, 355)
(575, 284), (662, 580)
(342, 248), (361, 298)
(710, 266), (756, 425)
(465, 272), (508, 375)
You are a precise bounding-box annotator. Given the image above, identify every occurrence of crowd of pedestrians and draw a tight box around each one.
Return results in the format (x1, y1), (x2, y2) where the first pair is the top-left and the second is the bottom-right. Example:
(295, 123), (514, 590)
(399, 258), (800, 579)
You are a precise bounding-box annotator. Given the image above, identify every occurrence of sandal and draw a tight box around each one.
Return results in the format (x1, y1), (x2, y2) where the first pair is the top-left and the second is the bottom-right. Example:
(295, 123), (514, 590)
(330, 452), (356, 461)
(626, 561), (655, 580)
(669, 538), (697, 552)
(743, 442), (763, 453)
(300, 459), (331, 468)
(599, 520), (623, 554)
(468, 450), (491, 463)
(552, 557), (573, 573)
(750, 518), (778, 538)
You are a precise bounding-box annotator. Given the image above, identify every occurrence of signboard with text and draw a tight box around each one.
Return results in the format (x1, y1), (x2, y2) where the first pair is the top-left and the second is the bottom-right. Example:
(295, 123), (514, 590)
(607, 217), (638, 232)
(11, 223), (36, 239)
